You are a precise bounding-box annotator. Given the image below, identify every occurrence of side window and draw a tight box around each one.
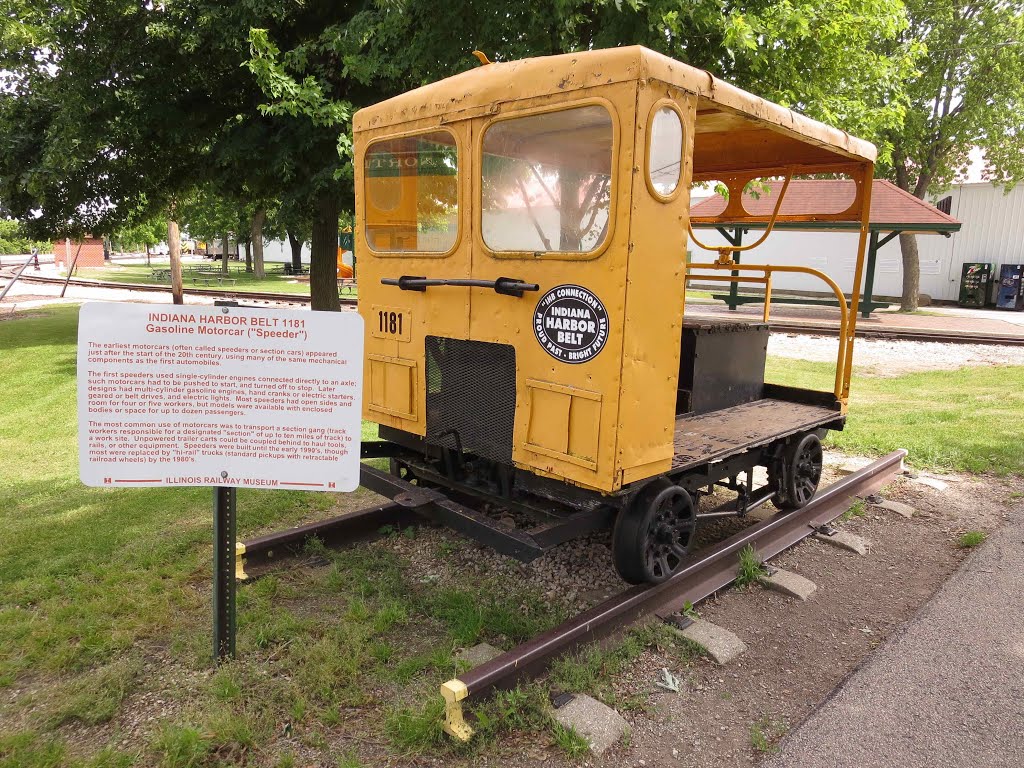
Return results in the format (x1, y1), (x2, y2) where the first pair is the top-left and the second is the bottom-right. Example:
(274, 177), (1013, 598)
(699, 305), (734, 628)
(481, 105), (613, 254)
(364, 131), (459, 253)
(648, 105), (683, 199)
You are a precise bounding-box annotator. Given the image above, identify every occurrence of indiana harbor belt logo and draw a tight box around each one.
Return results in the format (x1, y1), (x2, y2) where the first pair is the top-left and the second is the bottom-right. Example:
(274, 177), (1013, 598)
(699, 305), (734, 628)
(534, 284), (609, 364)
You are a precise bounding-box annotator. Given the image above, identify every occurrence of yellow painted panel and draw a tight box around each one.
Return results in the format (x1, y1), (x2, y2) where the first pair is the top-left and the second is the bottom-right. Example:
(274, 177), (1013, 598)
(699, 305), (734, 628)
(367, 355), (417, 420)
(369, 359), (386, 408)
(568, 396), (601, 465)
(614, 84), (696, 479)
(527, 385), (570, 455)
(356, 117), (474, 434)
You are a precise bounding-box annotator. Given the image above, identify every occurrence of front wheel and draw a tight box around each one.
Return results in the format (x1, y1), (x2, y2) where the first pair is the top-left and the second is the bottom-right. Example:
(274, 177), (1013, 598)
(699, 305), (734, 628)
(613, 479), (696, 584)
(770, 432), (823, 510)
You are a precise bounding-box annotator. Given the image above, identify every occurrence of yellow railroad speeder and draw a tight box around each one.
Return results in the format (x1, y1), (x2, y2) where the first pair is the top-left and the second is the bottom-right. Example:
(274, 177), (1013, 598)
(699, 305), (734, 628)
(354, 46), (875, 585)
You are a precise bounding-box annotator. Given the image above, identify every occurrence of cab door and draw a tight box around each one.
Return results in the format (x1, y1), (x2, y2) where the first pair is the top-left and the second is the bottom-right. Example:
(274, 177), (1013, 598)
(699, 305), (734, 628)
(357, 121), (472, 436)
(468, 84), (638, 492)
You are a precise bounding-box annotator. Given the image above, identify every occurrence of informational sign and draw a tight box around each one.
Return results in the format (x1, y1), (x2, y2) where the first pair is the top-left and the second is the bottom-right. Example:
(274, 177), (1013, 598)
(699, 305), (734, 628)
(77, 302), (364, 491)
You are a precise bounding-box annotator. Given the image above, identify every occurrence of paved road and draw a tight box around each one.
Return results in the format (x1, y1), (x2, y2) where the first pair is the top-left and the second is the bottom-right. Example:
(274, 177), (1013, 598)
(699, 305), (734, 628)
(765, 513), (1024, 768)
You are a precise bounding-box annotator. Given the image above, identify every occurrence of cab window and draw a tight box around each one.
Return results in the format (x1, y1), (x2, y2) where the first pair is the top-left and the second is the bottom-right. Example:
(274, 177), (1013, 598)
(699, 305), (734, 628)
(481, 105), (613, 254)
(648, 105), (683, 198)
(364, 131), (459, 253)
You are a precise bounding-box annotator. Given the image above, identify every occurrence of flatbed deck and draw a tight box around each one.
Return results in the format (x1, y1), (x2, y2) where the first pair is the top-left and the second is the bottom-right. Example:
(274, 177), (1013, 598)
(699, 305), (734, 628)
(672, 397), (840, 470)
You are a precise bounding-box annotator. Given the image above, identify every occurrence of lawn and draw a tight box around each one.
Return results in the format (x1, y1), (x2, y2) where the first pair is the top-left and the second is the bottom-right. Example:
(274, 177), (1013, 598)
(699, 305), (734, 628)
(1, 306), (1020, 765)
(0, 306), (576, 766)
(765, 356), (1024, 474)
(77, 261), (317, 296)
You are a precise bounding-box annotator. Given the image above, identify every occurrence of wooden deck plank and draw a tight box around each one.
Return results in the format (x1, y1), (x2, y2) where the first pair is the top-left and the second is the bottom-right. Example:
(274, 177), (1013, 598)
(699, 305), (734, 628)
(672, 398), (838, 470)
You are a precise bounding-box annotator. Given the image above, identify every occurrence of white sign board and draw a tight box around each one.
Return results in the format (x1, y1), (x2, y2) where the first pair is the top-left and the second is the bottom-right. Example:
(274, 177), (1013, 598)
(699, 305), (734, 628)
(77, 302), (364, 491)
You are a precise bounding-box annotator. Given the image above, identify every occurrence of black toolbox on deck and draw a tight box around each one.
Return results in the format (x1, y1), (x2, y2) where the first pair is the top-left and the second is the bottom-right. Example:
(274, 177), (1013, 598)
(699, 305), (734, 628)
(677, 320), (769, 415)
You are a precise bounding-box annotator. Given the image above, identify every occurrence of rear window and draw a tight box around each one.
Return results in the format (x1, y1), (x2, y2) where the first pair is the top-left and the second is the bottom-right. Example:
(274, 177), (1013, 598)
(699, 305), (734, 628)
(364, 131), (459, 253)
(648, 105), (683, 198)
(481, 105), (613, 254)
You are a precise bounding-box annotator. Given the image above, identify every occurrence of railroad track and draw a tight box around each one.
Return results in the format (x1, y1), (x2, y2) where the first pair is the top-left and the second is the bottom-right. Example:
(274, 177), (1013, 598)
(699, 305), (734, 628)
(239, 450), (906, 741)
(0, 270), (358, 307)
(8, 271), (1020, 346)
(8, 270), (1019, 347)
(767, 320), (1024, 347)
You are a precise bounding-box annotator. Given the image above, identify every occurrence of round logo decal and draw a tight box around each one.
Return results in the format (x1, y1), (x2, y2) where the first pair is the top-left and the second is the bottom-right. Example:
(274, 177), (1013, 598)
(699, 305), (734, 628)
(534, 284), (609, 364)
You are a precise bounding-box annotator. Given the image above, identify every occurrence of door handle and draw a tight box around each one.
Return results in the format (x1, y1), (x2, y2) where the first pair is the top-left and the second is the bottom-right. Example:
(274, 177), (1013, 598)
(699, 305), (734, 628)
(381, 275), (540, 297)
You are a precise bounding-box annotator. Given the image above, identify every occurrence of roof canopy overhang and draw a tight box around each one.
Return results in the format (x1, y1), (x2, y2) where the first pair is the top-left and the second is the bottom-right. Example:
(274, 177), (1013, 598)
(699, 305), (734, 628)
(690, 179), (961, 236)
(354, 46), (877, 177)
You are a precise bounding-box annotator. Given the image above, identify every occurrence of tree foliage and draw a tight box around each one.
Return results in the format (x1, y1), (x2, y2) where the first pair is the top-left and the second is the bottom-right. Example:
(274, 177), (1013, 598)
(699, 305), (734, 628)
(1, 0), (933, 307)
(0, 2), (245, 239)
(0, 218), (49, 255)
(875, 0), (1024, 309)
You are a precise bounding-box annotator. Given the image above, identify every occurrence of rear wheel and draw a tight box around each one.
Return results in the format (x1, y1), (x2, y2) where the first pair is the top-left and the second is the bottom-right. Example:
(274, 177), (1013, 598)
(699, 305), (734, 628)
(613, 479), (696, 584)
(770, 432), (823, 510)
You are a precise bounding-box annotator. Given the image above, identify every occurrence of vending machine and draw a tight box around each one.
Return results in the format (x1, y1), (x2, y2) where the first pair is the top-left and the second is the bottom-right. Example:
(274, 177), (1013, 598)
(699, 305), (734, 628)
(958, 262), (993, 308)
(996, 264), (1024, 311)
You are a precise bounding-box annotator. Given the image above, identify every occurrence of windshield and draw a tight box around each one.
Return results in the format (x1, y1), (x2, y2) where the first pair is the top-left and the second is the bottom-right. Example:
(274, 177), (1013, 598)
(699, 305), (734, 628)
(481, 105), (613, 254)
(364, 130), (459, 253)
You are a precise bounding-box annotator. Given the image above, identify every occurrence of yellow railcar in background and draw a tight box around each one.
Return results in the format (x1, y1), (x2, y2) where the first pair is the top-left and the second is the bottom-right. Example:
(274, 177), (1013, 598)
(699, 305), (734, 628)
(354, 46), (875, 584)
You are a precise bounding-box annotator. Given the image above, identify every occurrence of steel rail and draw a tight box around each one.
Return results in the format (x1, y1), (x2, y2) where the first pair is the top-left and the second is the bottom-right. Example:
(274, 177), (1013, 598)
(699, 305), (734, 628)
(767, 320), (1024, 347)
(238, 501), (418, 577)
(439, 449), (907, 741)
(10, 268), (1018, 347)
(1, 271), (358, 307)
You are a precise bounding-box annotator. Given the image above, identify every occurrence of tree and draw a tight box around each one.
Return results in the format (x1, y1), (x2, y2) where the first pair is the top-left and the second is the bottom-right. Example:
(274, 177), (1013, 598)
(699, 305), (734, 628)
(360, 0), (915, 147)
(112, 214), (165, 265)
(267, 200), (312, 274)
(878, 0), (1024, 310)
(0, 2), (256, 304)
(2, 0), (921, 313)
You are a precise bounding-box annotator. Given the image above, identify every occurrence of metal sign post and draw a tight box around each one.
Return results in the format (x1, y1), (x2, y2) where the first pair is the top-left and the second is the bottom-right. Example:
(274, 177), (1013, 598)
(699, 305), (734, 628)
(212, 485), (237, 661)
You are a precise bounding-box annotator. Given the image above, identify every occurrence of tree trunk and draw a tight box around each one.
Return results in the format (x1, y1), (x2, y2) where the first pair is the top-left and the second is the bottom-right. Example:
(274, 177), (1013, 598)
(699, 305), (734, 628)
(310, 194), (341, 311)
(899, 232), (920, 312)
(252, 208), (266, 279)
(287, 230), (303, 273)
(146, 243), (151, 267)
(221, 233), (230, 276)
(167, 218), (183, 305)
(243, 239), (252, 273)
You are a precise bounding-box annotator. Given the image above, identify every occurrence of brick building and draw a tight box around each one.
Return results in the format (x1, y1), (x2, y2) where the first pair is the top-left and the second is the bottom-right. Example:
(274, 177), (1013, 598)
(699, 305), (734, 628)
(53, 237), (105, 269)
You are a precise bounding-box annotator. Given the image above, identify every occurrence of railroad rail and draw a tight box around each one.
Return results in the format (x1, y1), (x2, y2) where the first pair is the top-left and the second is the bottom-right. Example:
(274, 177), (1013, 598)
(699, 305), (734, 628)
(767, 320), (1024, 348)
(438, 449), (906, 740)
(235, 450), (905, 741)
(0, 270), (358, 307)
(6, 270), (1019, 347)
(239, 500), (419, 577)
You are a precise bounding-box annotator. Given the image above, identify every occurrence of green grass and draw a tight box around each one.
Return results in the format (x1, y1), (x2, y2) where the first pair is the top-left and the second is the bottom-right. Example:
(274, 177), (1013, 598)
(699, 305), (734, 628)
(839, 499), (867, 522)
(734, 544), (766, 588)
(551, 722), (590, 759)
(0, 305), (565, 764)
(2, 306), (1020, 763)
(957, 530), (987, 548)
(749, 716), (785, 754)
(766, 357), (1024, 474)
(77, 260), (322, 296)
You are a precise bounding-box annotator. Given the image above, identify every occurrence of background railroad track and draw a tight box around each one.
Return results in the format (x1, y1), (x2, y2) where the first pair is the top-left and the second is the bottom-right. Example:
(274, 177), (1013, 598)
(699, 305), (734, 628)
(6, 271), (1020, 346)
(0, 270), (358, 307)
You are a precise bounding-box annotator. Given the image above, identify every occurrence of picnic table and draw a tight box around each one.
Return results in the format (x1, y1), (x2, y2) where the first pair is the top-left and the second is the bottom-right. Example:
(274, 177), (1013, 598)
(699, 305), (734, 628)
(338, 278), (357, 296)
(192, 276), (237, 287)
(151, 268), (171, 281)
